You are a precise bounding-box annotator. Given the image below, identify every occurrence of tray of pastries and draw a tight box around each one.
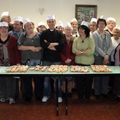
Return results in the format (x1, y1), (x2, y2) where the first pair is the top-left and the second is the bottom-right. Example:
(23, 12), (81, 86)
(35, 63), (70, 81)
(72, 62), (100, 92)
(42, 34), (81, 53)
(47, 65), (68, 73)
(70, 66), (89, 72)
(28, 65), (48, 72)
(91, 65), (112, 72)
(6, 65), (29, 72)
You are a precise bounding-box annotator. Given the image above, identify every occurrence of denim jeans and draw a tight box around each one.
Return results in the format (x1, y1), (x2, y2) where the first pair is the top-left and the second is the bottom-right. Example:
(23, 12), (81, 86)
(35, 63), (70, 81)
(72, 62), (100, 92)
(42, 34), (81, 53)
(27, 59), (41, 66)
(43, 61), (62, 97)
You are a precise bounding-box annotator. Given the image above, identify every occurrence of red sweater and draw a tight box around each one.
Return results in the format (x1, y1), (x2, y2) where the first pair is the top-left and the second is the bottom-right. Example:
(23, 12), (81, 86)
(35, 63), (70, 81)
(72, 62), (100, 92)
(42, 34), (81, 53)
(61, 39), (75, 65)
(0, 35), (21, 65)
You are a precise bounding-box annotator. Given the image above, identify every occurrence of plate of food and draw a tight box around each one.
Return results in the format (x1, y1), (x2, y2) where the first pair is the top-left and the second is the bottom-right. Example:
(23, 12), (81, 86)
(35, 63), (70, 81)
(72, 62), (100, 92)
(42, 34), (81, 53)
(6, 65), (29, 72)
(70, 66), (89, 72)
(47, 65), (68, 73)
(91, 65), (112, 72)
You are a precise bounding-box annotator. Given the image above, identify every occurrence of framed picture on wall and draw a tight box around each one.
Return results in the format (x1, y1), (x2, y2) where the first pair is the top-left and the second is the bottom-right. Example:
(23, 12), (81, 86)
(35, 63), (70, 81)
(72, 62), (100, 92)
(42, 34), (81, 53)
(75, 5), (97, 24)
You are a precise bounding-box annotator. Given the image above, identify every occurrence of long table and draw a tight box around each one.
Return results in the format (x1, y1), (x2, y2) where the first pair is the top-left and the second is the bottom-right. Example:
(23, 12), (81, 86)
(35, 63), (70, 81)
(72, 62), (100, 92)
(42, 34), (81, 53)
(0, 66), (120, 116)
(0, 66), (120, 75)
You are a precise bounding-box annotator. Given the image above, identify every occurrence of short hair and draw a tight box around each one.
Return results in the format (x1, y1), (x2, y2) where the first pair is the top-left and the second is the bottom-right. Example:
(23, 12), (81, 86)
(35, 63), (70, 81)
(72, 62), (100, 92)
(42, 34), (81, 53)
(78, 25), (90, 37)
(97, 18), (107, 27)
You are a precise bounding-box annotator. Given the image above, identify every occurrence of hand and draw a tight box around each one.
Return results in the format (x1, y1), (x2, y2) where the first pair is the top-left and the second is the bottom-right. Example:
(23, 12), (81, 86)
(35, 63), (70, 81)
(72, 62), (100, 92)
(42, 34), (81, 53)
(49, 42), (59, 48)
(48, 46), (56, 51)
(76, 50), (83, 56)
(103, 55), (109, 64)
(29, 46), (37, 52)
(65, 59), (72, 64)
(44, 40), (48, 43)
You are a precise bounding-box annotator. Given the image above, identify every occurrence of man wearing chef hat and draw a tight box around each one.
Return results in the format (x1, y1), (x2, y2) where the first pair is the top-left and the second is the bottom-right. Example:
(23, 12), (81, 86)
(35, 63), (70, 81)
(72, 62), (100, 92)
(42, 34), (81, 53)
(9, 16), (24, 39)
(40, 15), (64, 103)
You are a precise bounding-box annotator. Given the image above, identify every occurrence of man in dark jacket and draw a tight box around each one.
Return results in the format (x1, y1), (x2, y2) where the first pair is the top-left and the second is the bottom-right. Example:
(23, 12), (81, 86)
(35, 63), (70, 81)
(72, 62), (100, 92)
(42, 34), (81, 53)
(40, 15), (64, 103)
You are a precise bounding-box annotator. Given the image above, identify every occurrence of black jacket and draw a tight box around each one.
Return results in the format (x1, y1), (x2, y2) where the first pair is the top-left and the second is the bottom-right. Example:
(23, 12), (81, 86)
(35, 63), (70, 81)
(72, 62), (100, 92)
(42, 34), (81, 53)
(40, 29), (64, 62)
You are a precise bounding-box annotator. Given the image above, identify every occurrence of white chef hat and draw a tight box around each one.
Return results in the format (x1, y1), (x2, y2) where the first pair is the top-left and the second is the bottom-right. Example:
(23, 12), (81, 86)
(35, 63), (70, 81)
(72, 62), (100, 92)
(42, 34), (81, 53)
(70, 18), (78, 23)
(90, 18), (97, 23)
(0, 22), (8, 27)
(1, 11), (10, 18)
(81, 21), (89, 27)
(13, 16), (24, 23)
(47, 15), (55, 21)
(23, 18), (32, 25)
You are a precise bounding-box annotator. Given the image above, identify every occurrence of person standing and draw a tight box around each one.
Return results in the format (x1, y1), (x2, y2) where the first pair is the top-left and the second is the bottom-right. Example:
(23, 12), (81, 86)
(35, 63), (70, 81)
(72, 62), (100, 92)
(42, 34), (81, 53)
(18, 19), (43, 102)
(70, 18), (79, 38)
(106, 17), (116, 36)
(113, 43), (120, 101)
(93, 18), (113, 99)
(40, 15), (64, 103)
(0, 11), (13, 31)
(61, 24), (75, 96)
(0, 22), (20, 104)
(72, 25), (95, 100)
(110, 27), (120, 65)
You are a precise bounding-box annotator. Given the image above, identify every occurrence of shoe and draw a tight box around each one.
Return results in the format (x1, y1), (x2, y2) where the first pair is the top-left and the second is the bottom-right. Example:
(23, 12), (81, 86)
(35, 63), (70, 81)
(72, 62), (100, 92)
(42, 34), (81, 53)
(42, 96), (49, 103)
(0, 98), (6, 102)
(9, 98), (15, 104)
(58, 97), (63, 103)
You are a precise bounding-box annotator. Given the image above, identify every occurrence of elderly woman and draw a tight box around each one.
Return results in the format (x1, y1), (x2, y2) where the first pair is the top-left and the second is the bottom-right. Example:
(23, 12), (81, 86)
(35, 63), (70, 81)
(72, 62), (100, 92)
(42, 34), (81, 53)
(0, 22), (20, 104)
(72, 25), (95, 100)
(111, 27), (120, 65)
(61, 24), (75, 65)
(36, 22), (47, 35)
(93, 18), (113, 99)
(89, 18), (97, 39)
(106, 17), (116, 36)
(55, 21), (64, 33)
(61, 24), (75, 95)
(70, 18), (79, 38)
(18, 19), (43, 102)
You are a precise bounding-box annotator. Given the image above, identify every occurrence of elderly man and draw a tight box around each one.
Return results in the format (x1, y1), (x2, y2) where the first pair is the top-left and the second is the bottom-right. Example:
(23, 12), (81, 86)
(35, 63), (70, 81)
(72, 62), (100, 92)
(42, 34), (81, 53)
(40, 15), (64, 103)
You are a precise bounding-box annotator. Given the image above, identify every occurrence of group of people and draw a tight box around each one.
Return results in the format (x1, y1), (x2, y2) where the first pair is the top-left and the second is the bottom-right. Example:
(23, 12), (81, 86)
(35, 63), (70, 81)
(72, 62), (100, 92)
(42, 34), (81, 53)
(0, 11), (120, 104)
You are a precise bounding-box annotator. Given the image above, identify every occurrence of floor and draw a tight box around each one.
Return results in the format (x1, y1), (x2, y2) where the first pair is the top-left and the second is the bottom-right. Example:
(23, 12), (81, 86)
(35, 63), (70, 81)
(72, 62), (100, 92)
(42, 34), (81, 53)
(0, 96), (120, 120)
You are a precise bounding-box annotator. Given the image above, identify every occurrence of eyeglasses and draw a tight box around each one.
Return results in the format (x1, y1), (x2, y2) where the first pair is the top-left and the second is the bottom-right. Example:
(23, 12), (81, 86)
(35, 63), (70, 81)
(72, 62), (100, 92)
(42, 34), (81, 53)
(0, 26), (8, 29)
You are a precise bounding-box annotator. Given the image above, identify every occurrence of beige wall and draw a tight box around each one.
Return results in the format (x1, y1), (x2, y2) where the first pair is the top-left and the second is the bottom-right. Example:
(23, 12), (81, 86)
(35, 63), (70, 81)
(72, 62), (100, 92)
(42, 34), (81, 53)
(0, 0), (119, 26)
